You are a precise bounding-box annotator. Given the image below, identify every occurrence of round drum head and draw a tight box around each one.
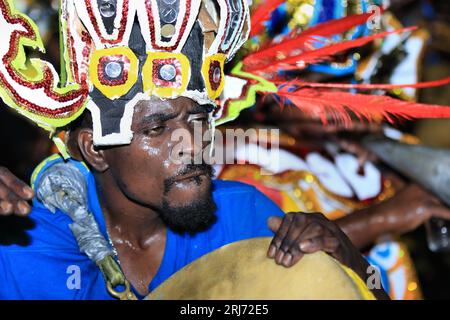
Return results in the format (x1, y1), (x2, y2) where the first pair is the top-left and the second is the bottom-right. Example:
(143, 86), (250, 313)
(146, 237), (374, 300)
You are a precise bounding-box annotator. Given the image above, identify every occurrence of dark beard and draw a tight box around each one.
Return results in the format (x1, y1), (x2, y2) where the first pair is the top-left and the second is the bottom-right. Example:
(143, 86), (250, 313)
(160, 164), (217, 234)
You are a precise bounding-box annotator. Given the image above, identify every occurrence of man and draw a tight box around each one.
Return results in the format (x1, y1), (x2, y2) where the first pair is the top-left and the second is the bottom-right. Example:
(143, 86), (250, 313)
(0, 0), (386, 299)
(0, 98), (383, 299)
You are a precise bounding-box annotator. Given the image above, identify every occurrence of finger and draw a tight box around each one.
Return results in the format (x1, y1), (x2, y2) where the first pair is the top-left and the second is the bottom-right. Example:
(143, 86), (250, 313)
(0, 167), (34, 200)
(298, 236), (325, 253)
(268, 214), (294, 259)
(283, 230), (307, 267)
(322, 236), (340, 254)
(0, 200), (30, 216)
(429, 205), (450, 220)
(0, 180), (31, 216)
(285, 244), (304, 267)
(279, 222), (324, 267)
(321, 237), (342, 261)
(0, 180), (21, 205)
(298, 228), (339, 253)
(0, 201), (13, 215)
(281, 252), (293, 267)
(268, 216), (283, 233)
(298, 236), (339, 254)
(15, 200), (32, 216)
(279, 215), (308, 257)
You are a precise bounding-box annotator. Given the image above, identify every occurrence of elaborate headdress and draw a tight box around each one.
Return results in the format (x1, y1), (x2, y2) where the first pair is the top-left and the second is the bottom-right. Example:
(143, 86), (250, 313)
(0, 0), (249, 146)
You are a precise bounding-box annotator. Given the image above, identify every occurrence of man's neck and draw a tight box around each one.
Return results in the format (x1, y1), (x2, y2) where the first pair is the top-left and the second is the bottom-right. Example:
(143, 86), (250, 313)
(94, 172), (165, 250)
(93, 172), (167, 296)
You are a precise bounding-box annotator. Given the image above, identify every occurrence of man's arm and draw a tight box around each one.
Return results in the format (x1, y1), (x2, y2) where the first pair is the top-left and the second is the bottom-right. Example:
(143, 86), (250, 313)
(336, 183), (450, 250)
(0, 167), (34, 216)
(267, 212), (390, 300)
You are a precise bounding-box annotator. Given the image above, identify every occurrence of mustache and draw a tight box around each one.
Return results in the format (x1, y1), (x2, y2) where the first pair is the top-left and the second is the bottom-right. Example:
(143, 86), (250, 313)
(164, 164), (214, 192)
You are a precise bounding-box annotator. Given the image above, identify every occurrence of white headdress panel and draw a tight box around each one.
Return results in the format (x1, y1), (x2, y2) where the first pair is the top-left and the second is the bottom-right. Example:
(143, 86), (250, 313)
(136, 0), (202, 52)
(207, 0), (249, 59)
(73, 0), (137, 49)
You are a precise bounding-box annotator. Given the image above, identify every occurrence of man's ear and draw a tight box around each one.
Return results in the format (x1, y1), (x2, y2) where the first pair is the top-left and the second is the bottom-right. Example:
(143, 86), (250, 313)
(77, 129), (109, 172)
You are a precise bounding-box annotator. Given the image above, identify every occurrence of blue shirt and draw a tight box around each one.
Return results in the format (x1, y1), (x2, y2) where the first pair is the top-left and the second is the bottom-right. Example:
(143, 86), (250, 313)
(0, 157), (284, 299)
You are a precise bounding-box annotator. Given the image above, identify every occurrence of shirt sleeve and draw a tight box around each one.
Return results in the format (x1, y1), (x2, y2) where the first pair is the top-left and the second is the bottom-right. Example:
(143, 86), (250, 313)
(248, 187), (286, 238)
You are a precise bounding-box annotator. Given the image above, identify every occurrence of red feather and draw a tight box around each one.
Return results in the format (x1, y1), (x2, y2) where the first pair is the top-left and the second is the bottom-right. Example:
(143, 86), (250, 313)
(245, 27), (416, 73)
(293, 12), (375, 38)
(277, 12), (376, 47)
(250, 0), (285, 37)
(272, 77), (450, 90)
(245, 12), (378, 69)
(266, 87), (450, 126)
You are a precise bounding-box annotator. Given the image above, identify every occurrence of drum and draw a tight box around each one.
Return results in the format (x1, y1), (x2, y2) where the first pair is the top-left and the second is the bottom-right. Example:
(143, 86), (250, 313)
(146, 237), (375, 300)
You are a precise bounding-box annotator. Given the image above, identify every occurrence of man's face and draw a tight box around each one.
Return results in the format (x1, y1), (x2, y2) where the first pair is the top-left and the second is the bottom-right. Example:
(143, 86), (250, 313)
(102, 96), (216, 233)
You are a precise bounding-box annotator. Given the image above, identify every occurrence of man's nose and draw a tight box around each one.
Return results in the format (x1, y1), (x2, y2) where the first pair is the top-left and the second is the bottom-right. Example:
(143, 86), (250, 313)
(171, 125), (203, 164)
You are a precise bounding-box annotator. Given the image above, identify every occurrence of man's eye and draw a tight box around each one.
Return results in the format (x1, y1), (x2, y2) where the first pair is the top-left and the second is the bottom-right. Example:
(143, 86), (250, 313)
(143, 125), (165, 135)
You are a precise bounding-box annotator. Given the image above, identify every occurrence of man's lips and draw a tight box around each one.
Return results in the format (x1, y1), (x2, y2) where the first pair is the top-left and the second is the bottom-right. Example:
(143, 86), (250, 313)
(173, 169), (208, 182)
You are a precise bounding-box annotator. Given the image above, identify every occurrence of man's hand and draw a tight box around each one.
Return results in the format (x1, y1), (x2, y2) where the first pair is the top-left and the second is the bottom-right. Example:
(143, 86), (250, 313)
(0, 167), (34, 216)
(267, 212), (362, 269)
(267, 212), (390, 299)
